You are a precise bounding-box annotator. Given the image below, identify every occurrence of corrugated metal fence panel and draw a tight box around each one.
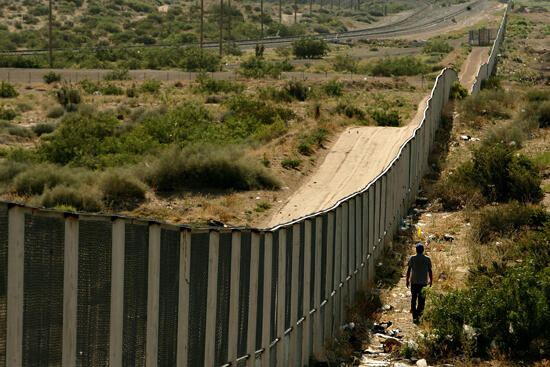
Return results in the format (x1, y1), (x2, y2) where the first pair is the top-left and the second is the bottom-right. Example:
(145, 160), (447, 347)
(23, 213), (65, 367)
(215, 231), (232, 366)
(188, 231), (209, 367)
(123, 222), (149, 367)
(158, 228), (180, 367)
(0, 204), (7, 367)
(77, 219), (112, 367)
(237, 231), (252, 365)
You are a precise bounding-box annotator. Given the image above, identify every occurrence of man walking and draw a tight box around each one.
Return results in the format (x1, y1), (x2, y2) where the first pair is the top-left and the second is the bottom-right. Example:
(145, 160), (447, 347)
(406, 243), (432, 324)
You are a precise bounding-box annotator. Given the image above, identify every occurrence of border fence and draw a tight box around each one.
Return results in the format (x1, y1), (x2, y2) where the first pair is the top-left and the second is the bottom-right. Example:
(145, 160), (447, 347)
(0, 4), (509, 366)
(470, 1), (510, 94)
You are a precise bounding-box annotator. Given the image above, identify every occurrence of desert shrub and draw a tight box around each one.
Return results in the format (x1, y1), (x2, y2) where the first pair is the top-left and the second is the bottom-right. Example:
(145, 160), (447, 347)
(365, 56), (432, 77)
(535, 101), (550, 128)
(142, 146), (279, 191)
(16, 102), (32, 113)
(284, 81), (309, 101)
(281, 158), (302, 169)
(297, 127), (328, 155)
(450, 81), (468, 100)
(422, 39), (453, 54)
(179, 46), (220, 72)
(370, 109), (400, 126)
(101, 83), (124, 95)
(43, 71), (61, 84)
(480, 76), (502, 90)
(99, 170), (146, 203)
(140, 79), (162, 94)
(80, 79), (101, 94)
(323, 80), (343, 96)
(126, 86), (139, 98)
(238, 56), (288, 78)
(104, 68), (131, 81)
(38, 112), (119, 167)
(459, 89), (515, 123)
(336, 100), (365, 120)
(56, 86), (81, 110)
(32, 123), (56, 136)
(0, 81), (18, 98)
(0, 107), (16, 120)
(226, 95), (295, 124)
(292, 37), (329, 59)
(13, 165), (74, 195)
(0, 160), (29, 183)
(454, 143), (543, 203)
(39, 185), (103, 212)
(8, 126), (32, 138)
(46, 106), (65, 118)
(525, 89), (550, 102)
(332, 54), (359, 73)
(471, 202), (550, 243)
(196, 74), (244, 94)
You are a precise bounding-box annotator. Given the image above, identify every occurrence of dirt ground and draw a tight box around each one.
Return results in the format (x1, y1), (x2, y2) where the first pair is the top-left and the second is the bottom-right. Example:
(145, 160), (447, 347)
(264, 46), (488, 228)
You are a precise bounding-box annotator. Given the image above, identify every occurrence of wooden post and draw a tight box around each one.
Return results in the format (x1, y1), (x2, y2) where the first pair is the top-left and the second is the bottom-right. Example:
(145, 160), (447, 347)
(176, 230), (191, 367)
(261, 233), (273, 367)
(62, 217), (79, 367)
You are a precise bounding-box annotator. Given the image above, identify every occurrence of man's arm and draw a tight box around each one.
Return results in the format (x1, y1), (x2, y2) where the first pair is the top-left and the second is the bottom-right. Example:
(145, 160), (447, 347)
(406, 267), (411, 288)
(428, 269), (433, 287)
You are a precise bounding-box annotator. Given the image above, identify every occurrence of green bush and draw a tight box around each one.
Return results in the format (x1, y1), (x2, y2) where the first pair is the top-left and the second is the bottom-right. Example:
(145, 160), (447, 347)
(179, 46), (220, 72)
(284, 81), (309, 101)
(297, 127), (329, 155)
(39, 185), (103, 212)
(196, 74), (244, 94)
(238, 56), (289, 78)
(370, 109), (400, 126)
(142, 146), (279, 191)
(332, 54), (359, 73)
(422, 39), (454, 54)
(454, 143), (543, 203)
(56, 86), (82, 109)
(46, 106), (65, 119)
(101, 83), (124, 95)
(292, 37), (329, 59)
(281, 158), (302, 169)
(525, 89), (550, 102)
(365, 56), (432, 77)
(471, 202), (549, 243)
(323, 80), (343, 97)
(450, 81), (468, 100)
(0, 160), (29, 183)
(16, 102), (32, 113)
(32, 123), (56, 136)
(0, 107), (16, 120)
(226, 95), (295, 124)
(13, 165), (74, 195)
(459, 89), (515, 122)
(336, 100), (365, 120)
(43, 71), (61, 84)
(8, 126), (32, 138)
(0, 81), (18, 98)
(140, 79), (162, 94)
(480, 77), (502, 90)
(99, 170), (146, 203)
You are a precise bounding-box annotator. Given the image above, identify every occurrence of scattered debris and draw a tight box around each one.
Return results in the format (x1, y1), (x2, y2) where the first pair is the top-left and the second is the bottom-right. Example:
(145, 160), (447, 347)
(460, 135), (471, 141)
(416, 359), (428, 367)
(443, 234), (454, 242)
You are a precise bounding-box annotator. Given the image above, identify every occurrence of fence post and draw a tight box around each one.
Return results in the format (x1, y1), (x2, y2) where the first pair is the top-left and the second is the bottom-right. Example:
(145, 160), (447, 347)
(323, 212), (334, 356)
(62, 216), (79, 367)
(176, 229), (191, 367)
(146, 224), (161, 367)
(341, 202), (348, 313)
(276, 229), (287, 366)
(109, 219), (125, 367)
(204, 231), (219, 367)
(6, 206), (24, 367)
(261, 232), (273, 367)
(289, 223), (300, 366)
(227, 231), (241, 364)
(301, 219), (312, 367)
(312, 216), (323, 359)
(246, 232), (261, 367)
(334, 206), (342, 334)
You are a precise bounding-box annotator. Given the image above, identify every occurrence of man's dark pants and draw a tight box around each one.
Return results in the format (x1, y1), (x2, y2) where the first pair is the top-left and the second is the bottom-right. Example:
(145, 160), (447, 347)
(411, 284), (427, 320)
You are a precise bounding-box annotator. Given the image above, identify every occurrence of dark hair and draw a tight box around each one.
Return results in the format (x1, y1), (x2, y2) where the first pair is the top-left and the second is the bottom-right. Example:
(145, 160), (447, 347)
(416, 244), (424, 253)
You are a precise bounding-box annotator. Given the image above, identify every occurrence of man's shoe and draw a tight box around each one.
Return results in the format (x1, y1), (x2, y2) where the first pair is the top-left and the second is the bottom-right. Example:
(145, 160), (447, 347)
(413, 318), (419, 325)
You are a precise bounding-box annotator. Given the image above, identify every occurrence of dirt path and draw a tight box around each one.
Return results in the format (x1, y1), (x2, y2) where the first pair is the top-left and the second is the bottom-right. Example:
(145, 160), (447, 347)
(459, 46), (490, 91)
(266, 47), (488, 228)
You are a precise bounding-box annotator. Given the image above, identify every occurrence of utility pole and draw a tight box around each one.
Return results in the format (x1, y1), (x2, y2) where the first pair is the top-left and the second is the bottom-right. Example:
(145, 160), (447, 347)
(279, 0), (282, 23)
(261, 0), (264, 40)
(309, 0), (312, 16)
(48, 0), (53, 68)
(219, 0), (223, 57)
(200, 0), (204, 54)
(294, 0), (297, 24)
(227, 0), (231, 41)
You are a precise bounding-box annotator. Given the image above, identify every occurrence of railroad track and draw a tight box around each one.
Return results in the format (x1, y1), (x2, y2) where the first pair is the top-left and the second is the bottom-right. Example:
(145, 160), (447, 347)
(0, 0), (483, 56)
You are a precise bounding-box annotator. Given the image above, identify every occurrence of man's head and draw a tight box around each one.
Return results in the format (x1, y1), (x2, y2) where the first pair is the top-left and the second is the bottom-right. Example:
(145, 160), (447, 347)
(416, 243), (424, 254)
